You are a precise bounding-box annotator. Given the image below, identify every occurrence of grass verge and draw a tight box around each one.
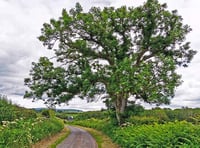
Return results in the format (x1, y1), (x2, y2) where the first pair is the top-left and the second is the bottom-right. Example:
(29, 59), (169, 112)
(32, 126), (70, 148)
(50, 126), (70, 148)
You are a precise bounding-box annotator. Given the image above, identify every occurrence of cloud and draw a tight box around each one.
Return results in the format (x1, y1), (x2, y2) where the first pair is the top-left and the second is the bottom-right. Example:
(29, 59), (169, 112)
(0, 0), (114, 110)
(0, 0), (200, 110)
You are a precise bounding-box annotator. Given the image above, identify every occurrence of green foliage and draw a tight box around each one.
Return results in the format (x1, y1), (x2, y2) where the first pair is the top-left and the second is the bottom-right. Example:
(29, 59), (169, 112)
(139, 108), (170, 123)
(14, 108), (37, 119)
(41, 109), (50, 118)
(24, 57), (71, 108)
(140, 108), (200, 123)
(41, 109), (55, 118)
(119, 104), (145, 123)
(0, 95), (64, 147)
(112, 121), (200, 148)
(0, 95), (37, 123)
(71, 118), (200, 148)
(124, 104), (145, 117)
(25, 0), (196, 125)
(70, 108), (200, 147)
(0, 96), (15, 122)
(30, 118), (64, 143)
(56, 112), (78, 120)
(0, 117), (64, 147)
(70, 118), (106, 130)
(74, 111), (110, 120)
(165, 108), (200, 122)
(127, 116), (158, 125)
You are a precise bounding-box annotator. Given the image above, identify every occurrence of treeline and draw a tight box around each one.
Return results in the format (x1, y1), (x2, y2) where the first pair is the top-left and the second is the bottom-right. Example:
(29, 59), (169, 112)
(61, 105), (200, 125)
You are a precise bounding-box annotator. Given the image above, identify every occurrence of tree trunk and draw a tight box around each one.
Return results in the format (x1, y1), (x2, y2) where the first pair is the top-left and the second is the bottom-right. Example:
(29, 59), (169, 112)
(114, 97), (127, 125)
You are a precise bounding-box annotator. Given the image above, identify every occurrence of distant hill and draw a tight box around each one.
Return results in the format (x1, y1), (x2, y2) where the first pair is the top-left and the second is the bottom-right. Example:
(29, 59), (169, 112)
(32, 108), (83, 113)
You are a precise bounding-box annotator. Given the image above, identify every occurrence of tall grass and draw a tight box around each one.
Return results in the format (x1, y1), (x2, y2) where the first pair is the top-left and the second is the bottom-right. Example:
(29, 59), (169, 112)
(0, 95), (37, 123)
(0, 117), (64, 148)
(0, 95), (64, 147)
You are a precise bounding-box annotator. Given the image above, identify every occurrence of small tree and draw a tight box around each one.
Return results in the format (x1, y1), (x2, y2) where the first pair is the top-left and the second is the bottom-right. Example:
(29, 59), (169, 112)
(25, 0), (196, 125)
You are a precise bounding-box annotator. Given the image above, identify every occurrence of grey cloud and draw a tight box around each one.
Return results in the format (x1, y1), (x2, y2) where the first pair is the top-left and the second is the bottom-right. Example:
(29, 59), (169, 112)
(92, 0), (112, 5)
(60, 97), (106, 111)
(0, 0), (200, 110)
(0, 0), (114, 108)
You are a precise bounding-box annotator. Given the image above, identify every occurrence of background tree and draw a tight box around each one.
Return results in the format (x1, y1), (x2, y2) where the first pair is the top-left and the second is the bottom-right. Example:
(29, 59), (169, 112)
(25, 0), (196, 124)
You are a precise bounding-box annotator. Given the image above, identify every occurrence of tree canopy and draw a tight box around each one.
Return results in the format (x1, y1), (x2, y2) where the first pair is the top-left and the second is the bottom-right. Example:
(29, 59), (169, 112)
(24, 0), (196, 124)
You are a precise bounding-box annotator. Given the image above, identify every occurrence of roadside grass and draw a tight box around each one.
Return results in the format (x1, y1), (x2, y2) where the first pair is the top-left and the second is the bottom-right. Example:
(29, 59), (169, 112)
(50, 126), (70, 148)
(76, 126), (120, 148)
(32, 126), (70, 148)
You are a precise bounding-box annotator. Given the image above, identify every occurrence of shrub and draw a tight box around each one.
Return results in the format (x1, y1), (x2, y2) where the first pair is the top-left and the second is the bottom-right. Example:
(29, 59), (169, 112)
(127, 116), (158, 125)
(124, 104), (145, 117)
(74, 111), (110, 120)
(41, 109), (56, 118)
(0, 117), (64, 147)
(141, 109), (169, 123)
(0, 96), (37, 123)
(14, 108), (37, 119)
(165, 108), (200, 122)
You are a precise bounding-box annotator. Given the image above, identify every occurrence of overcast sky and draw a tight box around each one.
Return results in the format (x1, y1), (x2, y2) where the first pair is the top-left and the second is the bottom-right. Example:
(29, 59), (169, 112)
(0, 0), (200, 110)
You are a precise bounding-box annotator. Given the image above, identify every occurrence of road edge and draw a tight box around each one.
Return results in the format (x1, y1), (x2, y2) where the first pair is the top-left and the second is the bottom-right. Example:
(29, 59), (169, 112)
(74, 125), (120, 148)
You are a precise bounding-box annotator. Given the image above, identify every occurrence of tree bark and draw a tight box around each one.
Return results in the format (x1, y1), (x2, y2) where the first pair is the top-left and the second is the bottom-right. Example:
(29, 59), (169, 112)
(114, 96), (127, 125)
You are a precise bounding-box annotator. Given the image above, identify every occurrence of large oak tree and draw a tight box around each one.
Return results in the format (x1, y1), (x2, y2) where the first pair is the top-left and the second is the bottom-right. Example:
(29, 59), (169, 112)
(25, 0), (196, 124)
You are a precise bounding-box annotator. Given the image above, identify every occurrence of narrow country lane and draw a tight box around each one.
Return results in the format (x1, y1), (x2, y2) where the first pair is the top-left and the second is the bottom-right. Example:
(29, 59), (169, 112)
(56, 126), (98, 148)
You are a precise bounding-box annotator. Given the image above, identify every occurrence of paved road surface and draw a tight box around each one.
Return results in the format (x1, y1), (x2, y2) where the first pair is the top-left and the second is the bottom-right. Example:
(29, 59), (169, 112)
(57, 126), (98, 148)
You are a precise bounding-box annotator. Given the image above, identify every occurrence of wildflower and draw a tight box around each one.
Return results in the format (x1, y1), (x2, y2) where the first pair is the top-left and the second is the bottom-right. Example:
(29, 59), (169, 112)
(2, 121), (9, 125)
(10, 121), (17, 124)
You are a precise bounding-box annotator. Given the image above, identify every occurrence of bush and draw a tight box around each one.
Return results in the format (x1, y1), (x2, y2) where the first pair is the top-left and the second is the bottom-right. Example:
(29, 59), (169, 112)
(0, 96), (37, 123)
(56, 112), (78, 120)
(0, 95), (64, 147)
(124, 104), (145, 117)
(120, 104), (145, 124)
(70, 118), (106, 129)
(165, 108), (200, 122)
(140, 109), (169, 123)
(15, 107), (37, 119)
(41, 109), (50, 118)
(127, 116), (158, 125)
(41, 109), (55, 118)
(74, 111), (110, 120)
(0, 117), (64, 147)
